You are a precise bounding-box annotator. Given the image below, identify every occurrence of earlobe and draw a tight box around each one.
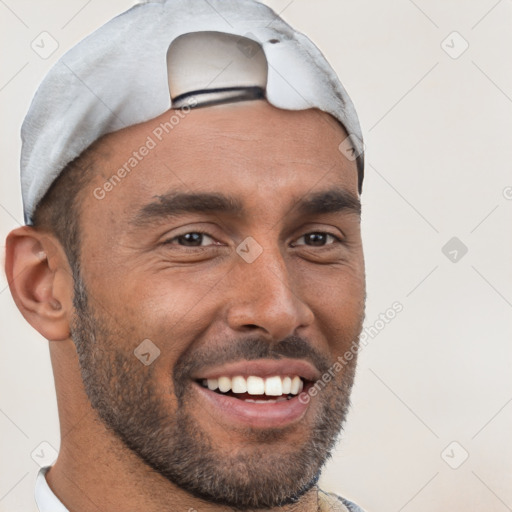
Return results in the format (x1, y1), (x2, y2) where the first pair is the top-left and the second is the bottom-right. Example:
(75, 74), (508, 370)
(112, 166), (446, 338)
(4, 226), (73, 341)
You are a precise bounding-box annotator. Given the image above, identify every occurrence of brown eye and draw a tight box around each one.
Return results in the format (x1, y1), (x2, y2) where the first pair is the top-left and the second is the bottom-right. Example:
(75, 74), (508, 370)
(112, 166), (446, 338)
(166, 232), (216, 247)
(294, 232), (340, 247)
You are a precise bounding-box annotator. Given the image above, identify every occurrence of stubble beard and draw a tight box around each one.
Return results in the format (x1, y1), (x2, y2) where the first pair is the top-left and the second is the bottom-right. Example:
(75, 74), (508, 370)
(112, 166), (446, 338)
(70, 271), (361, 509)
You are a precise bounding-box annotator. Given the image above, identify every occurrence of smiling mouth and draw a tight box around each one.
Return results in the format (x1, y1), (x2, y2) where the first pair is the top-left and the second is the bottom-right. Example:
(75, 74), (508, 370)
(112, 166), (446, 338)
(196, 375), (310, 404)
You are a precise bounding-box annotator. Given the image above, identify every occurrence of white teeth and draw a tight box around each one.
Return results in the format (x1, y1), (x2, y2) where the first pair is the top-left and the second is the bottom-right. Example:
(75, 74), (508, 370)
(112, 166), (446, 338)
(232, 376), (247, 393)
(247, 376), (265, 395)
(282, 376), (292, 394)
(202, 375), (305, 397)
(290, 376), (302, 395)
(218, 376), (231, 393)
(207, 378), (218, 391)
(264, 376), (283, 396)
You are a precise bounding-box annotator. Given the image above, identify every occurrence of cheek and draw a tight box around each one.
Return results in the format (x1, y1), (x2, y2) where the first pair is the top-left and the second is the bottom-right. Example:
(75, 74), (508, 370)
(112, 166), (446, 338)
(302, 269), (365, 349)
(98, 263), (219, 318)
(298, 256), (364, 303)
(101, 272), (221, 362)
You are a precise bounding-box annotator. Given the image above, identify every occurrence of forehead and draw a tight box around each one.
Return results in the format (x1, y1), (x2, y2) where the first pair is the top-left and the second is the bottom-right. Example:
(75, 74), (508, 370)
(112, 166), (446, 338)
(82, 101), (358, 227)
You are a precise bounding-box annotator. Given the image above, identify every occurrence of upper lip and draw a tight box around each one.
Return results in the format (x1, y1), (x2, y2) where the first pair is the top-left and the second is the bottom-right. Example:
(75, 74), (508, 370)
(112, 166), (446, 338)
(192, 359), (321, 382)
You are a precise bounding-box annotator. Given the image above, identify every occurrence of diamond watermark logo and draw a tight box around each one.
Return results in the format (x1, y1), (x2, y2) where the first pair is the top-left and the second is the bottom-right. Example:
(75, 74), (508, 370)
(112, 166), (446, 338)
(134, 339), (161, 366)
(338, 134), (365, 161)
(31, 441), (58, 468)
(442, 237), (468, 263)
(441, 31), (469, 59)
(31, 31), (59, 59)
(236, 33), (261, 58)
(441, 441), (469, 469)
(236, 236), (263, 263)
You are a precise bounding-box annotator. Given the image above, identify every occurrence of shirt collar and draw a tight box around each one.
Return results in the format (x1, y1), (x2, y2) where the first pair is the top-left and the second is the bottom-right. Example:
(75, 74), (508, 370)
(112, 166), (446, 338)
(34, 466), (69, 512)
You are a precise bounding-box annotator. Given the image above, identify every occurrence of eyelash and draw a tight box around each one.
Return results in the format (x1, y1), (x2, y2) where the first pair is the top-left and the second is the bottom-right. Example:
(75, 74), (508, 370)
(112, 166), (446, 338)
(163, 229), (343, 248)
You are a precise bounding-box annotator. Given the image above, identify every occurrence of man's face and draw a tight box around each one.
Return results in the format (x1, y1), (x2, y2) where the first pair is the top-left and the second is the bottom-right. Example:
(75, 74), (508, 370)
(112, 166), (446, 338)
(71, 101), (365, 509)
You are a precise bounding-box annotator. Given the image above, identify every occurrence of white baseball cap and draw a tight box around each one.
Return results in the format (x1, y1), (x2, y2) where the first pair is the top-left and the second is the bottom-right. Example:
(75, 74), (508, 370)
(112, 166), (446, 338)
(21, 0), (364, 225)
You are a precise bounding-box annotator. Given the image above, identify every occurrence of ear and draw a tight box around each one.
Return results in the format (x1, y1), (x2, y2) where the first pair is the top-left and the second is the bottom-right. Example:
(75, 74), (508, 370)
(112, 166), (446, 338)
(4, 226), (74, 341)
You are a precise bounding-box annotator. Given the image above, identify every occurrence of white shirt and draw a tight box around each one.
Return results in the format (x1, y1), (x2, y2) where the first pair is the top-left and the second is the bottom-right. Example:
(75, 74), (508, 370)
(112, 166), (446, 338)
(35, 466), (69, 512)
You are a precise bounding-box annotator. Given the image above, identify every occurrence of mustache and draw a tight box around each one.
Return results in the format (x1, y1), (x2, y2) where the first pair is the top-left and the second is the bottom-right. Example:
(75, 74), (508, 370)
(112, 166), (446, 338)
(173, 335), (332, 396)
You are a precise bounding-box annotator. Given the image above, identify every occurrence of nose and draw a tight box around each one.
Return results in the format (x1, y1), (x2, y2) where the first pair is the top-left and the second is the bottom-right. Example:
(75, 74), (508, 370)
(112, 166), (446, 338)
(225, 243), (314, 341)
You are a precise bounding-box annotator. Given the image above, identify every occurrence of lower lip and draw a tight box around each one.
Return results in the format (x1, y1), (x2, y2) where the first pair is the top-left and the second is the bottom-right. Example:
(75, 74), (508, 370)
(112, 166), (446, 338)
(193, 382), (312, 429)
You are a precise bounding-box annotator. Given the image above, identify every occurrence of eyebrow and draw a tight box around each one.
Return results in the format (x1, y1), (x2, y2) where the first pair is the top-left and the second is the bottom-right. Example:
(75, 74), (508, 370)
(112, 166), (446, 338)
(294, 188), (361, 217)
(131, 192), (244, 226)
(130, 188), (360, 227)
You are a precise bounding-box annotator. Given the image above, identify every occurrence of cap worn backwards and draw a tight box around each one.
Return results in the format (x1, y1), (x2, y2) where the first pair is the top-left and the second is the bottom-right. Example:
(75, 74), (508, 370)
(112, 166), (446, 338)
(20, 0), (364, 225)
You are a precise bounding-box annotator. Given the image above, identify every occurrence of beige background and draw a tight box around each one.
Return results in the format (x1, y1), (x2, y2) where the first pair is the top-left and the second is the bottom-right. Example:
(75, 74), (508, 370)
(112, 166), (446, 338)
(1, 1), (512, 511)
